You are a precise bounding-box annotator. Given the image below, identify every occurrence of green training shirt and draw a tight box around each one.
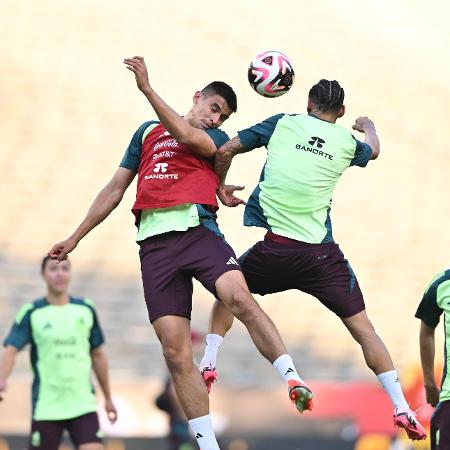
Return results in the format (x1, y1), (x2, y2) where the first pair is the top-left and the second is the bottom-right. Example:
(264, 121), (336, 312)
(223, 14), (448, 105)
(415, 269), (450, 403)
(238, 114), (373, 243)
(3, 297), (104, 421)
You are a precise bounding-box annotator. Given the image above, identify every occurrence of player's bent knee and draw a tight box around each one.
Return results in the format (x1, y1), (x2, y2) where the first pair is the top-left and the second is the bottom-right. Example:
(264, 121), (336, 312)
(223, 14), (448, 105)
(228, 289), (258, 320)
(162, 345), (194, 373)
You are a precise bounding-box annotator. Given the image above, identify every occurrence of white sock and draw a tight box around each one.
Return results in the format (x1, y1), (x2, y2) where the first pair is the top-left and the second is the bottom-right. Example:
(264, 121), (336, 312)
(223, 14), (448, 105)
(273, 354), (304, 384)
(200, 334), (223, 370)
(188, 414), (220, 450)
(377, 370), (408, 409)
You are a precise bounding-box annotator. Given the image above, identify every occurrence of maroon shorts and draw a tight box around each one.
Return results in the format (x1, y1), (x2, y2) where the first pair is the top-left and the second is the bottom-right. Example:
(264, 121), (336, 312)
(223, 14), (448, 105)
(29, 412), (101, 450)
(139, 225), (241, 322)
(238, 234), (365, 318)
(431, 401), (450, 450)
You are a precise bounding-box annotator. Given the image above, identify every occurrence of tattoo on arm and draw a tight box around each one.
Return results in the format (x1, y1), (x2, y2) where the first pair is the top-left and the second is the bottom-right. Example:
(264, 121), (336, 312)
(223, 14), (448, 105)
(214, 136), (246, 185)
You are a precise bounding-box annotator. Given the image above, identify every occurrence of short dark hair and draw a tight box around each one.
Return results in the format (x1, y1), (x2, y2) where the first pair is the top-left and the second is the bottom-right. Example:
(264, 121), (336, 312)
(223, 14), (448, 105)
(41, 255), (69, 272)
(201, 81), (237, 113)
(309, 79), (345, 113)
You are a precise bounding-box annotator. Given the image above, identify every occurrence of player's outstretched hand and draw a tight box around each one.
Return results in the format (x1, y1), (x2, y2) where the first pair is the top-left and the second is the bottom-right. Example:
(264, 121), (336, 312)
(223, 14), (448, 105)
(425, 384), (440, 407)
(217, 185), (246, 208)
(0, 377), (7, 401)
(352, 116), (375, 133)
(105, 398), (118, 424)
(123, 56), (151, 93)
(48, 237), (78, 262)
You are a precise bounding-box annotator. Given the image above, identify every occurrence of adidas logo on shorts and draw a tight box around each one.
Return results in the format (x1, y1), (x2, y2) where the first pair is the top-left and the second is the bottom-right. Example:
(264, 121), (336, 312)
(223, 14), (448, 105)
(226, 257), (239, 266)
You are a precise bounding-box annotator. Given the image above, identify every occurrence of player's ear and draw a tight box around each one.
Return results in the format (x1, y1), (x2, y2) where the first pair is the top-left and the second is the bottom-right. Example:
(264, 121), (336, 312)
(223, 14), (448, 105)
(337, 105), (345, 118)
(307, 98), (314, 113)
(193, 91), (202, 105)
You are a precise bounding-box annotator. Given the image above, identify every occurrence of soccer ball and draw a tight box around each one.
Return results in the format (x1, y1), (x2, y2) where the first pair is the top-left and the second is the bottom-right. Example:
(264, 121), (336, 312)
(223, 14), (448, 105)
(248, 50), (295, 98)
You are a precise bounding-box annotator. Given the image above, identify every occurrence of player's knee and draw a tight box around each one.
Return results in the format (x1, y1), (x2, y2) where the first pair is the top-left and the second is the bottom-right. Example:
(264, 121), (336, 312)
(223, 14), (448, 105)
(162, 343), (193, 373)
(227, 288), (257, 320)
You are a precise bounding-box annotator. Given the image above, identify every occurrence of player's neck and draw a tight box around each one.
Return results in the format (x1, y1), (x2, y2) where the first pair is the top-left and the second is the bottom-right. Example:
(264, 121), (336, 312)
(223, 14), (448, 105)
(46, 291), (70, 305)
(183, 112), (194, 127)
(308, 110), (337, 124)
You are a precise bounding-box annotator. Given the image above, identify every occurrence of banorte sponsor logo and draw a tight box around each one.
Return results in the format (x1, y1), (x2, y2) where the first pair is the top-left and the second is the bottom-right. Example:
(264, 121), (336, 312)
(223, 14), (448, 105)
(144, 162), (179, 180)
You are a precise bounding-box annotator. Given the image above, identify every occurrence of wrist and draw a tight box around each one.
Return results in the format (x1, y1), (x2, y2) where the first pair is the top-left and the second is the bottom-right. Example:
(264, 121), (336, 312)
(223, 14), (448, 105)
(69, 234), (81, 245)
(424, 379), (437, 387)
(141, 85), (153, 97)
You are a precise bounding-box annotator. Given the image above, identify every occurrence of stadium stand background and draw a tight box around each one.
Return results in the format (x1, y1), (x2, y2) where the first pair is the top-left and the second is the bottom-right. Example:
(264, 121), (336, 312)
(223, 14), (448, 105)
(0, 0), (449, 447)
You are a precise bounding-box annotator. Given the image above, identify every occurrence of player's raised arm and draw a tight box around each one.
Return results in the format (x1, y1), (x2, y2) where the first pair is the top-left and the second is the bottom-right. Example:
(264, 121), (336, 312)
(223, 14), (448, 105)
(124, 56), (220, 158)
(215, 136), (248, 207)
(48, 167), (136, 261)
(215, 114), (285, 207)
(352, 116), (380, 160)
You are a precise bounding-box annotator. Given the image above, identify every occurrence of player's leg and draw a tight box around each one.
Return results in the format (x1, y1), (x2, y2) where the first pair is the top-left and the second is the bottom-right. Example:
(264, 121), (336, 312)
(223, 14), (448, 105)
(140, 232), (221, 450)
(215, 270), (313, 412)
(199, 298), (234, 391)
(430, 401), (450, 450)
(28, 420), (64, 450)
(153, 315), (220, 450)
(188, 228), (312, 412)
(299, 242), (426, 440)
(215, 270), (287, 362)
(342, 310), (394, 375)
(341, 306), (427, 440)
(66, 412), (103, 450)
(200, 243), (261, 376)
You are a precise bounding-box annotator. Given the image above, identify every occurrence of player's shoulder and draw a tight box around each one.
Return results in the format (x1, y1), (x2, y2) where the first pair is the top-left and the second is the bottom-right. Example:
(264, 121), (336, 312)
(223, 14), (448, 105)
(134, 120), (161, 140)
(426, 269), (450, 291)
(137, 120), (160, 130)
(15, 298), (47, 323)
(70, 296), (97, 311)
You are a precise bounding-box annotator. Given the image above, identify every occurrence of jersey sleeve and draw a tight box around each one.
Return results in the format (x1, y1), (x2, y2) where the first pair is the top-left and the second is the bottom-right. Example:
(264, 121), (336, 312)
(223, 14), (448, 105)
(120, 121), (158, 172)
(415, 281), (444, 328)
(83, 300), (105, 349)
(89, 309), (105, 349)
(3, 304), (33, 350)
(237, 114), (285, 151)
(205, 128), (230, 149)
(350, 137), (373, 167)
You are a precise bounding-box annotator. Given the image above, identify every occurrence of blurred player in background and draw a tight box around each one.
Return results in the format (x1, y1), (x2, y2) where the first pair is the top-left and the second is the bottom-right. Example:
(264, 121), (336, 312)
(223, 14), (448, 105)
(48, 56), (312, 450)
(416, 269), (450, 449)
(200, 79), (426, 441)
(0, 256), (117, 450)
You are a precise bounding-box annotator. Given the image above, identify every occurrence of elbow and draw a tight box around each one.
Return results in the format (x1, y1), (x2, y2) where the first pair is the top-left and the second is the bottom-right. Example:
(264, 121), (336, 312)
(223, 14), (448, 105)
(370, 146), (380, 160)
(110, 188), (125, 206)
(199, 147), (217, 158)
(216, 146), (233, 161)
(90, 346), (103, 359)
